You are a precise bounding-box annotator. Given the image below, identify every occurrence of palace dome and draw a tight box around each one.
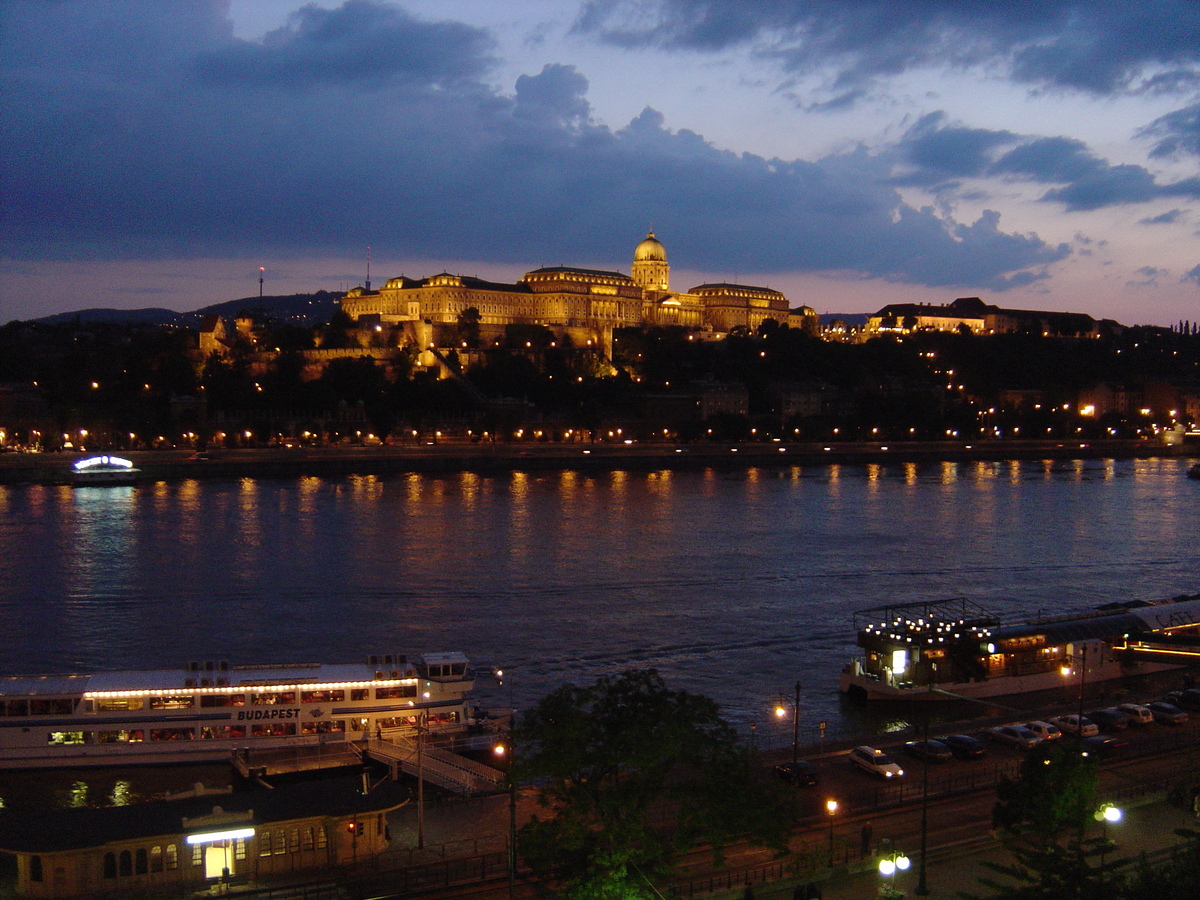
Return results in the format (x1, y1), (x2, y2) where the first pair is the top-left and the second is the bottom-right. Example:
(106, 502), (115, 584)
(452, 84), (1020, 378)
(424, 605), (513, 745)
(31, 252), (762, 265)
(634, 231), (667, 262)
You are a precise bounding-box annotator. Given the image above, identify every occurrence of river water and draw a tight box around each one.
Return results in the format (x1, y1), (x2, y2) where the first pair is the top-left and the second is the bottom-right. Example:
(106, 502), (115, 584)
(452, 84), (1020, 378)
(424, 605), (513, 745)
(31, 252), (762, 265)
(1, 456), (1197, 804)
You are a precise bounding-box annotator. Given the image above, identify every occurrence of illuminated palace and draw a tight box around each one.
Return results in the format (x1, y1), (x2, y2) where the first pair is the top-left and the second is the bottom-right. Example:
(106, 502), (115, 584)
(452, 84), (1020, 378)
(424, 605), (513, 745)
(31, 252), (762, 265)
(340, 232), (811, 354)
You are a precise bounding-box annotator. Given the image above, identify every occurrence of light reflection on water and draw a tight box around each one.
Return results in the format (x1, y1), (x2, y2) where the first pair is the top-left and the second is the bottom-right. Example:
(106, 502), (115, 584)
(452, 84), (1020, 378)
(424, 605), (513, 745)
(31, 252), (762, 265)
(0, 458), (1197, 759)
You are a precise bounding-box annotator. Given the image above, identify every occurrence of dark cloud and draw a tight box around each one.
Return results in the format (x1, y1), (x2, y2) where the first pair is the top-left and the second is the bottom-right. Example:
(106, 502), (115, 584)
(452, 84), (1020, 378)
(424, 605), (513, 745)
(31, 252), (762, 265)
(893, 115), (1200, 212)
(197, 1), (495, 89)
(514, 64), (592, 126)
(894, 112), (1016, 183)
(1139, 209), (1185, 225)
(1141, 103), (1200, 159)
(575, 0), (1200, 97)
(1184, 265), (1200, 286)
(0, 0), (1066, 293)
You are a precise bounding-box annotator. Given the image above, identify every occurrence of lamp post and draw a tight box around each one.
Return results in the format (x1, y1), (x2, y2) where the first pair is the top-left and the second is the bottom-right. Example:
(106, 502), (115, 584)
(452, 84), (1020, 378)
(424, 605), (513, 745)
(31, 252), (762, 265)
(825, 799), (838, 864)
(878, 850), (911, 896)
(772, 681), (801, 763)
(1095, 803), (1122, 877)
(916, 720), (930, 896)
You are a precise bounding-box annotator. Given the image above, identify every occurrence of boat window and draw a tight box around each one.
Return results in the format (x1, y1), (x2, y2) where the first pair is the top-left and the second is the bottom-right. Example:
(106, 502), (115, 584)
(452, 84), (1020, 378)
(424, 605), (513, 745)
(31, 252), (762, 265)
(451, 663), (466, 676)
(301, 690), (344, 703)
(375, 685), (417, 700)
(150, 695), (195, 710)
(149, 728), (195, 741)
(200, 725), (247, 740)
(4, 699), (28, 716)
(200, 694), (245, 707)
(47, 731), (91, 745)
(301, 719), (346, 735)
(351, 689), (370, 701)
(251, 691), (296, 706)
(97, 697), (143, 711)
(30, 698), (75, 715)
(97, 729), (144, 743)
(251, 722), (297, 737)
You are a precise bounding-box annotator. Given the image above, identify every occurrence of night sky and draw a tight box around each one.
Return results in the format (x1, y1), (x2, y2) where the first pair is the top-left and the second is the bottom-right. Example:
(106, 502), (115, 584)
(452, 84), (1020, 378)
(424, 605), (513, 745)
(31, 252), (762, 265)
(2, 0), (1199, 325)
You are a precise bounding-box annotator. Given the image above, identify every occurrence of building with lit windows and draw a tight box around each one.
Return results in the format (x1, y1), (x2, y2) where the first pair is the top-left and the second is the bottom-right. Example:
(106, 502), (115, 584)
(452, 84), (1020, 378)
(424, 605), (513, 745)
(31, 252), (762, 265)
(0, 778), (405, 898)
(340, 232), (807, 355)
(865, 296), (1101, 338)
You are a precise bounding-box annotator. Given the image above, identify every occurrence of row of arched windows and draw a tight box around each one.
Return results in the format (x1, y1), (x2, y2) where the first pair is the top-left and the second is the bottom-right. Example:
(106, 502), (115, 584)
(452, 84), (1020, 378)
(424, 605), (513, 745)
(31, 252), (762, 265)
(102, 844), (179, 879)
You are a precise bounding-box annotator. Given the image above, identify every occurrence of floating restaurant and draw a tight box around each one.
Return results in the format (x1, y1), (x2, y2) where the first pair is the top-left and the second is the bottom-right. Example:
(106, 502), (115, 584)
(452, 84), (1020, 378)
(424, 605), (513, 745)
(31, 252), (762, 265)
(840, 593), (1200, 701)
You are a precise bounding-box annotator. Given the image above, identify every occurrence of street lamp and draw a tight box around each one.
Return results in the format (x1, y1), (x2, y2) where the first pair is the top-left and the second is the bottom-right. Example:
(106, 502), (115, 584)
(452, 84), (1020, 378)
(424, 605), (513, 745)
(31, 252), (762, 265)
(1095, 803), (1122, 875)
(773, 681), (801, 763)
(879, 850), (911, 896)
(825, 799), (838, 863)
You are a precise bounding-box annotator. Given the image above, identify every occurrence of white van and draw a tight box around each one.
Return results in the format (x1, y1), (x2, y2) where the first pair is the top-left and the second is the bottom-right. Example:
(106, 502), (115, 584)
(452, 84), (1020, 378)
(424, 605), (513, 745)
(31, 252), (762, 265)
(1116, 703), (1153, 726)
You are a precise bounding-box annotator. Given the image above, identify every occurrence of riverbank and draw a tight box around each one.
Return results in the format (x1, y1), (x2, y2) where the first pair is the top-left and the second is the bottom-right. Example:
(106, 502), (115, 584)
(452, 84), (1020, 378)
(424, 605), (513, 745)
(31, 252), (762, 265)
(0, 438), (1190, 485)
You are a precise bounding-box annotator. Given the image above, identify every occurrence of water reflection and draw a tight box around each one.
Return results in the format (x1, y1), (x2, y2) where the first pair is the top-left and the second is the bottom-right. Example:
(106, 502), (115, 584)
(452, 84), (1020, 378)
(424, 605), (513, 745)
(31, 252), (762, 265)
(0, 459), (1196, 743)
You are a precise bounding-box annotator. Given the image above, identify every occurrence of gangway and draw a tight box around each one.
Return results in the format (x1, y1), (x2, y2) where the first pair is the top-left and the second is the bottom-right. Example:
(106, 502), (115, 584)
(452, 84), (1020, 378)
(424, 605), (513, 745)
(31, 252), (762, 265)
(366, 735), (505, 795)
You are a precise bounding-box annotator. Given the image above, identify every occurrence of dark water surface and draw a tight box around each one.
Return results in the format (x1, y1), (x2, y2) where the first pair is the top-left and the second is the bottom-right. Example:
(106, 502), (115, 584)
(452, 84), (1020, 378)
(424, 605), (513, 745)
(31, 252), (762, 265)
(2, 457), (1197, 761)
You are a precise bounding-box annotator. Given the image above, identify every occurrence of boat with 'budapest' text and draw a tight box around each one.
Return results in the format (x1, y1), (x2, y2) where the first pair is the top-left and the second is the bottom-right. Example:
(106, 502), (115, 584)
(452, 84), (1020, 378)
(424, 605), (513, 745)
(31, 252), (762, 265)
(840, 593), (1200, 702)
(0, 653), (478, 769)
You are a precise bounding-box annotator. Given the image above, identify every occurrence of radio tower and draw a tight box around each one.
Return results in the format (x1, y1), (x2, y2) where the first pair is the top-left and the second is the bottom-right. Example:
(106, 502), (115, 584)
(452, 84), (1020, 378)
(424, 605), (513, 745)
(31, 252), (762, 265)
(259, 266), (264, 298)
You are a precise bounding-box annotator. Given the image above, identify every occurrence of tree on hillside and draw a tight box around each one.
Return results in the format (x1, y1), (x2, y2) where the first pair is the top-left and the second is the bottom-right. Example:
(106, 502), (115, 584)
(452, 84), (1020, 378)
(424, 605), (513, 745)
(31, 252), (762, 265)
(515, 669), (791, 900)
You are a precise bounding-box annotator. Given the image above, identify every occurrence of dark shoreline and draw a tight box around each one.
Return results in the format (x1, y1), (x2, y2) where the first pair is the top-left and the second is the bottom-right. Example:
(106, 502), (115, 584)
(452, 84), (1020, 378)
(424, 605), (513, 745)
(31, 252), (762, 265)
(0, 439), (1190, 485)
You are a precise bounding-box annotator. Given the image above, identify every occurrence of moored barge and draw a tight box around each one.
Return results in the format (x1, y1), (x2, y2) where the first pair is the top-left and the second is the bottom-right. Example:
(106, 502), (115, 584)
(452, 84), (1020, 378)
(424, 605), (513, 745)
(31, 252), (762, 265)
(0, 653), (477, 769)
(840, 593), (1200, 702)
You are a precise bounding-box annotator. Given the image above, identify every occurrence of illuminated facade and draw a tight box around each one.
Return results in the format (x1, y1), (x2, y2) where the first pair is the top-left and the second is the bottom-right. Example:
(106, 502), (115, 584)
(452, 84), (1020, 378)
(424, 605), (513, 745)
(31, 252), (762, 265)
(340, 232), (800, 354)
(0, 781), (404, 898)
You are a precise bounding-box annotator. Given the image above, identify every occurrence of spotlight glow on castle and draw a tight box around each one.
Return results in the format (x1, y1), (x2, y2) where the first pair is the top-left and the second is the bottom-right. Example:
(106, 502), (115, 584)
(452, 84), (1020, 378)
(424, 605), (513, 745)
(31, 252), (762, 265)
(340, 232), (815, 354)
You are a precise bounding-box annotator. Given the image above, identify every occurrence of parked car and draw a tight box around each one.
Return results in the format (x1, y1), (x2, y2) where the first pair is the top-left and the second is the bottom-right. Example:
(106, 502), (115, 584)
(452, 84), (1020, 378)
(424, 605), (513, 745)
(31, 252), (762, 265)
(1167, 688), (1200, 711)
(1116, 703), (1154, 726)
(1079, 735), (1131, 760)
(1049, 714), (1099, 737)
(1146, 701), (1189, 724)
(849, 746), (905, 779)
(1087, 708), (1130, 732)
(987, 725), (1043, 750)
(1025, 721), (1063, 741)
(901, 739), (953, 763)
(774, 760), (819, 786)
(940, 734), (988, 760)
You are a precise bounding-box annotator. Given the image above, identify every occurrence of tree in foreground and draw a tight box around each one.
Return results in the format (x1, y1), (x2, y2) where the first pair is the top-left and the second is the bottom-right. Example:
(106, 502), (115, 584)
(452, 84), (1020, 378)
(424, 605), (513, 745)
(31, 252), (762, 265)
(515, 669), (791, 900)
(969, 740), (1112, 899)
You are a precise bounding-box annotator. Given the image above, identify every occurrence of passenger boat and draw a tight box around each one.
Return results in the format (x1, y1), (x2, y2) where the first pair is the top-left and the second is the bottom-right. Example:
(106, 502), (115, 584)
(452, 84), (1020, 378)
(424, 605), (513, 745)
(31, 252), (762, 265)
(70, 455), (140, 485)
(0, 653), (477, 769)
(840, 593), (1200, 702)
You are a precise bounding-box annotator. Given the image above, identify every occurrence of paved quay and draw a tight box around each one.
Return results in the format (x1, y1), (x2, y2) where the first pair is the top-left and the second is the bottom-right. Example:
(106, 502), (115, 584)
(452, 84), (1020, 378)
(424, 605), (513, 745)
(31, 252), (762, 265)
(0, 438), (1174, 485)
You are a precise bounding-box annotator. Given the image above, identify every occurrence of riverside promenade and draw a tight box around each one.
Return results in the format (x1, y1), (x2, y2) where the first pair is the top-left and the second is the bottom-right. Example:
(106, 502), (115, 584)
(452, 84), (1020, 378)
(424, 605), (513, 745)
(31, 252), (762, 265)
(0, 438), (1180, 485)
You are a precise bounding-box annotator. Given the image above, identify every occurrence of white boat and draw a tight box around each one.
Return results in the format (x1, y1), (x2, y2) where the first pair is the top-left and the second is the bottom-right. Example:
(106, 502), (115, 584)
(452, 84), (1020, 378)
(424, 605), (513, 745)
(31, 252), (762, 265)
(0, 653), (477, 769)
(840, 593), (1200, 702)
(70, 455), (141, 485)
